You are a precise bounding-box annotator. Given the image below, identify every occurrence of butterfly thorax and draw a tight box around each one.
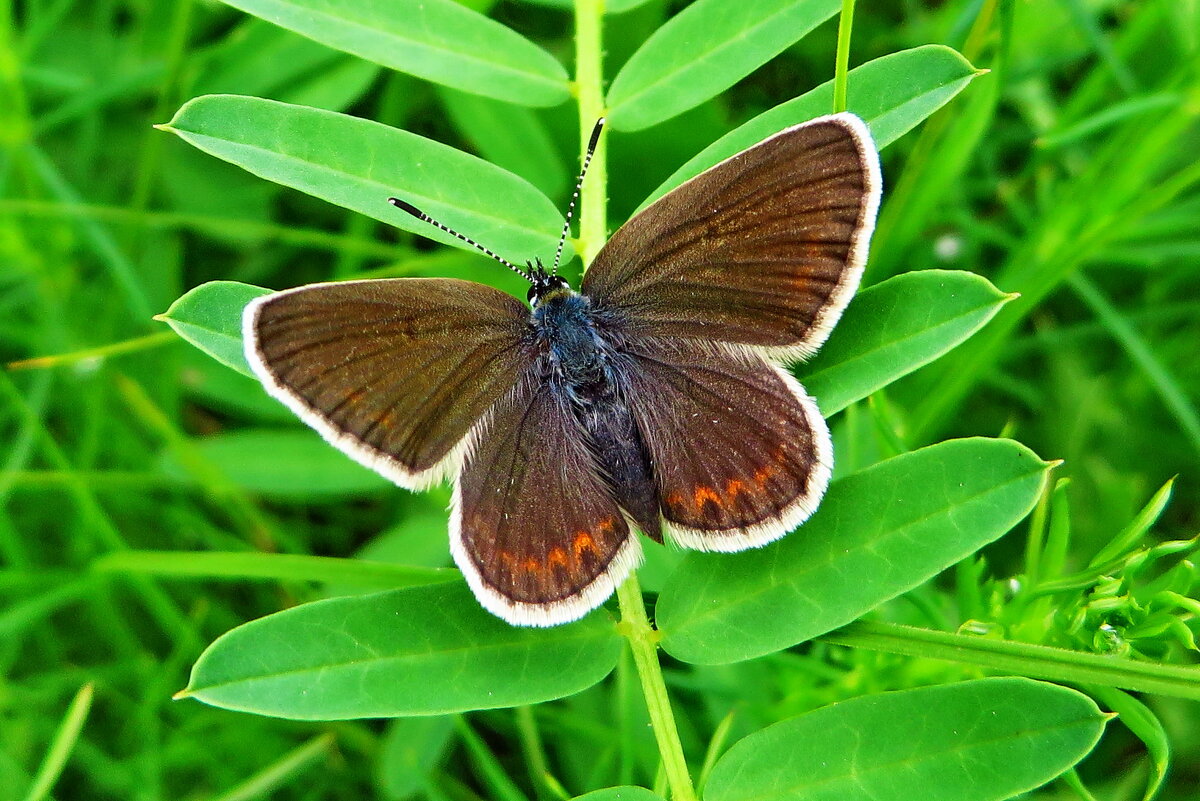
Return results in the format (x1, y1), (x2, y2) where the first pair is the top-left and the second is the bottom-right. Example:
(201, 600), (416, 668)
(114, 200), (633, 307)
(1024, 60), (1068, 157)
(531, 288), (613, 401)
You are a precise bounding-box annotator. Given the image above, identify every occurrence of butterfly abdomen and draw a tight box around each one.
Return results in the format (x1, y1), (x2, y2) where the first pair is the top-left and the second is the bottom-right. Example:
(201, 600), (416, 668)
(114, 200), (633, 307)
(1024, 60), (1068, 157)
(533, 290), (662, 542)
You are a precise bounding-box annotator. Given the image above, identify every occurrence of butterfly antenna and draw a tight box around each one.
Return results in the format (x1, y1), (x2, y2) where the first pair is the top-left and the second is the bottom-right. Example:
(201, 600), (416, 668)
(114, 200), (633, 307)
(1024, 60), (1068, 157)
(388, 198), (532, 282)
(552, 117), (605, 276)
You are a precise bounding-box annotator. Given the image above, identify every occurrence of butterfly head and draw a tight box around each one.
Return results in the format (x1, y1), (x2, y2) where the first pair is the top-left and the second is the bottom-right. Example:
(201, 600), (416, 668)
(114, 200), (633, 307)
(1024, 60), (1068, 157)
(526, 258), (571, 307)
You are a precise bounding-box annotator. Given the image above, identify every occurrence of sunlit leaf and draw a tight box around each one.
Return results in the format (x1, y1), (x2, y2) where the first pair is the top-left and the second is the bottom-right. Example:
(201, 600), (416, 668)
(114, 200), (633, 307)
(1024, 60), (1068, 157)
(213, 0), (569, 106)
(657, 438), (1051, 664)
(705, 679), (1108, 801)
(184, 582), (622, 719)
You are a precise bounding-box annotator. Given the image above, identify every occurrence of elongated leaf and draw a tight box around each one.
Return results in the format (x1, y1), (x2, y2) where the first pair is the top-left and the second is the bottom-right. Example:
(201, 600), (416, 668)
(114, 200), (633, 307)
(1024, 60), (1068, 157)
(640, 45), (979, 210)
(606, 0), (839, 131)
(1085, 685), (1169, 801)
(160, 95), (567, 262)
(656, 438), (1050, 664)
(573, 789), (665, 800)
(157, 281), (270, 375)
(92, 550), (456, 589)
(214, 0), (569, 106)
(183, 582), (622, 718)
(163, 430), (391, 498)
(801, 270), (1014, 416)
(704, 678), (1108, 801)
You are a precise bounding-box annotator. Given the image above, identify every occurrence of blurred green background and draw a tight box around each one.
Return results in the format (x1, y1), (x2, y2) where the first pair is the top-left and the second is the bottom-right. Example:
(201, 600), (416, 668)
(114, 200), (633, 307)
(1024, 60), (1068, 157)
(2, 0), (1198, 799)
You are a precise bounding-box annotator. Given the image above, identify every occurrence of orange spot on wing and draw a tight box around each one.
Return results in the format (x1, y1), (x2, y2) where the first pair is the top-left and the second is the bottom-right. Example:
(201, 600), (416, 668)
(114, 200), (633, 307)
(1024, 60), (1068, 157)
(596, 515), (616, 533)
(573, 531), (596, 557)
(753, 464), (776, 486)
(665, 492), (685, 510)
(693, 485), (722, 509)
(524, 558), (541, 573)
(548, 547), (568, 568)
(725, 479), (748, 501)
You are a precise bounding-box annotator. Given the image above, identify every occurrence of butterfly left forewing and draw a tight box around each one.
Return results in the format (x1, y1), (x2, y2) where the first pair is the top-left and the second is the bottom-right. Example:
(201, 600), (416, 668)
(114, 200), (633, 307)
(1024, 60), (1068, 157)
(453, 371), (641, 626)
(618, 337), (830, 551)
(246, 278), (530, 490)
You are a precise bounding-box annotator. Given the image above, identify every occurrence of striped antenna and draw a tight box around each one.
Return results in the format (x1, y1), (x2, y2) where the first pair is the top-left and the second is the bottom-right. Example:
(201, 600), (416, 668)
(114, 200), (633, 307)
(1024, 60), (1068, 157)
(553, 117), (606, 276)
(388, 198), (532, 282)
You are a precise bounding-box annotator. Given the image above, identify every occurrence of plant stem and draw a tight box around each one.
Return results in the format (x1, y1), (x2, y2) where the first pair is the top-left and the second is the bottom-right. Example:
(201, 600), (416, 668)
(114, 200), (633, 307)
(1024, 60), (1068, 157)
(832, 0), (857, 113)
(616, 575), (697, 801)
(821, 620), (1200, 700)
(573, 3), (693, 796)
(574, 0), (607, 267)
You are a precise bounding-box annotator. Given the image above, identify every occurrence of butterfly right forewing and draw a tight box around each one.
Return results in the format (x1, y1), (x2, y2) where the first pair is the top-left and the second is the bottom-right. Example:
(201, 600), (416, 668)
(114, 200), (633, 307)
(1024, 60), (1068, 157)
(582, 114), (880, 361)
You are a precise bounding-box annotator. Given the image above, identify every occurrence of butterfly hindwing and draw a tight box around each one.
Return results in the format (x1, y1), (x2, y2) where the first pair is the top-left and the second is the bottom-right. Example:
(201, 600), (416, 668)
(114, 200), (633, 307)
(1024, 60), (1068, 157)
(245, 278), (530, 489)
(453, 371), (641, 626)
(619, 336), (830, 551)
(582, 113), (880, 360)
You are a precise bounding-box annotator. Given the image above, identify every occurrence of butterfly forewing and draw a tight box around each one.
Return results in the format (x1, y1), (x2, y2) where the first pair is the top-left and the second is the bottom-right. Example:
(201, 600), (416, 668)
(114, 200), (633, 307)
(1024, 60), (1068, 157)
(245, 278), (530, 489)
(453, 372), (640, 626)
(582, 114), (881, 360)
(620, 337), (830, 551)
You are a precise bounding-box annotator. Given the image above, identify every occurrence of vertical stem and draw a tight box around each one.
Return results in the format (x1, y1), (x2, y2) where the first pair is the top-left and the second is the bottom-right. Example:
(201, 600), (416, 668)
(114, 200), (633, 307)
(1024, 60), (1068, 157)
(616, 575), (698, 801)
(573, 2), (693, 797)
(574, 0), (607, 267)
(832, 0), (857, 113)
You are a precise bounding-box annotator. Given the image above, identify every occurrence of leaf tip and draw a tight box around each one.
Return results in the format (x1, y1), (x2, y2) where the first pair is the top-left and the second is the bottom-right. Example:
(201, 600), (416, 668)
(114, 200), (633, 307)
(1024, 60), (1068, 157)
(1003, 291), (1022, 302)
(1047, 458), (1066, 471)
(172, 688), (192, 701)
(974, 67), (992, 77)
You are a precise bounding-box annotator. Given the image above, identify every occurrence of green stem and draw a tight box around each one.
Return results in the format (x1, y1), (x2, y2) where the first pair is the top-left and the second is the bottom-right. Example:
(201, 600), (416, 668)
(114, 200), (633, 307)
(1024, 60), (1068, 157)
(832, 0), (857, 113)
(616, 575), (697, 801)
(820, 620), (1200, 700)
(574, 0), (608, 267)
(573, 3), (693, 796)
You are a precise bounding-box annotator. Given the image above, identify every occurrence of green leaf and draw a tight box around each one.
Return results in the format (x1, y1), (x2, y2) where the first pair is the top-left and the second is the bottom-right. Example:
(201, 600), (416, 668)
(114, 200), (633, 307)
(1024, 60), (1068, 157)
(801, 270), (1014, 416)
(639, 45), (980, 210)
(704, 678), (1108, 801)
(377, 716), (456, 800)
(156, 281), (271, 376)
(160, 95), (567, 263)
(182, 582), (622, 719)
(91, 550), (456, 590)
(1085, 686), (1169, 801)
(606, 0), (839, 131)
(439, 87), (568, 200)
(1089, 476), (1174, 567)
(573, 789), (665, 800)
(163, 430), (391, 498)
(656, 438), (1050, 664)
(213, 0), (569, 106)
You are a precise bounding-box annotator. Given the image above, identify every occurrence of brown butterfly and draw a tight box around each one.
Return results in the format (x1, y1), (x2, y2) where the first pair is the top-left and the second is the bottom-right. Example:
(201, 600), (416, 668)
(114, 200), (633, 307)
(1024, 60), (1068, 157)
(243, 113), (881, 626)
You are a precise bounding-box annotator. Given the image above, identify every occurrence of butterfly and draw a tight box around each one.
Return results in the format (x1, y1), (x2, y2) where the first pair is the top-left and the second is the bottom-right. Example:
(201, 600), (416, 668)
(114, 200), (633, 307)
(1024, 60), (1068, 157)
(243, 113), (881, 627)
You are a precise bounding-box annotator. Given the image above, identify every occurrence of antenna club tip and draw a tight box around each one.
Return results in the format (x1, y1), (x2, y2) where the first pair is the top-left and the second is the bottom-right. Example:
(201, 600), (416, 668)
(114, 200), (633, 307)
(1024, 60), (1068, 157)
(587, 121), (604, 151)
(388, 197), (424, 218)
